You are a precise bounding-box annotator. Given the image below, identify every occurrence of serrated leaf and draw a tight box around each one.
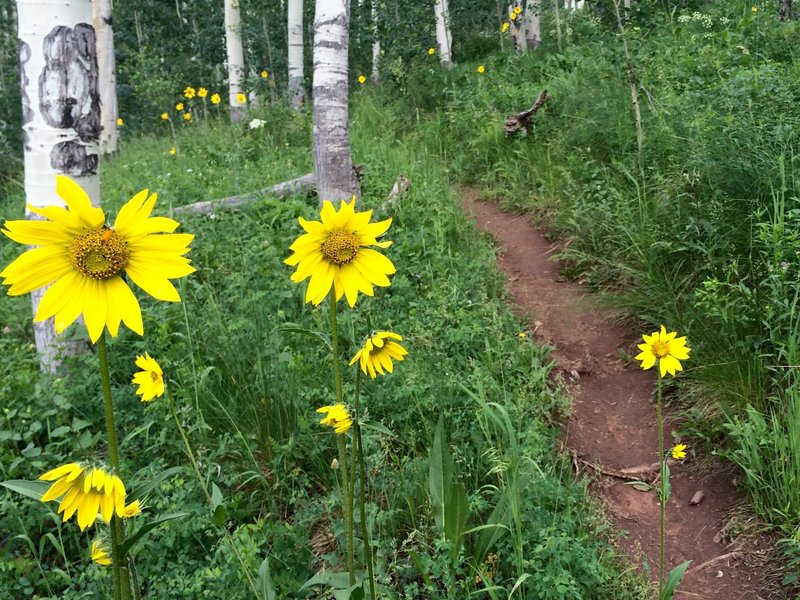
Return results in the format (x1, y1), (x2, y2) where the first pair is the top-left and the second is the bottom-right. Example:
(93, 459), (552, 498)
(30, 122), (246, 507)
(1, 479), (50, 501)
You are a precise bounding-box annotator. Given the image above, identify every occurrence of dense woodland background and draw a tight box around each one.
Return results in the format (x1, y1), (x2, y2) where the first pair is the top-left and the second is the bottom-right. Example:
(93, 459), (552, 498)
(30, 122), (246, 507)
(3, 0), (800, 598)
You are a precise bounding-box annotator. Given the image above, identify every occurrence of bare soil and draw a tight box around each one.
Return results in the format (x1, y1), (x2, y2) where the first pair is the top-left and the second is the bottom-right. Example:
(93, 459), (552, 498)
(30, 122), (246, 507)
(462, 189), (783, 600)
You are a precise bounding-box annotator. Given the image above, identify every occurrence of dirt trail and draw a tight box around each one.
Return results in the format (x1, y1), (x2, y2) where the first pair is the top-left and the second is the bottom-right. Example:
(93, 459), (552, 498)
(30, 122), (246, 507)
(462, 190), (779, 600)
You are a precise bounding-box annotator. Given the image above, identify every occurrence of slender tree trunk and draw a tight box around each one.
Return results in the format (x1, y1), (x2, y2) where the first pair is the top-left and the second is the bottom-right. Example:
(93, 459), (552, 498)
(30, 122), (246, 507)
(17, 0), (100, 373)
(434, 0), (452, 67)
(225, 0), (246, 122)
(612, 0), (643, 168)
(779, 0), (792, 21)
(370, 0), (379, 82)
(510, 2), (526, 51)
(525, 0), (541, 49)
(288, 0), (305, 108)
(552, 0), (562, 51)
(93, 0), (117, 153)
(313, 0), (359, 205)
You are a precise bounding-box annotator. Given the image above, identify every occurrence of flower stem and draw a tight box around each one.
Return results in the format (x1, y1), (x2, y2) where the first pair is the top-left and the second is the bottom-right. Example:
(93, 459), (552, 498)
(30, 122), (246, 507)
(97, 333), (132, 600)
(657, 372), (665, 598)
(329, 291), (355, 585)
(353, 368), (377, 598)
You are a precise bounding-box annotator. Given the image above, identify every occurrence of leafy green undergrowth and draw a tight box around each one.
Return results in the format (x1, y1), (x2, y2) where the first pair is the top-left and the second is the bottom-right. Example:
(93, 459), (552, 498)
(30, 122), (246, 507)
(0, 97), (646, 597)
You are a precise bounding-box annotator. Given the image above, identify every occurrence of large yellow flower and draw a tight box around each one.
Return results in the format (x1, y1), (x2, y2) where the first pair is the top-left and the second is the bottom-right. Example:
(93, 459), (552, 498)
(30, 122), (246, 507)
(91, 540), (112, 566)
(285, 199), (395, 307)
(350, 331), (408, 379)
(317, 404), (352, 434)
(1, 176), (195, 343)
(40, 463), (126, 531)
(132, 353), (164, 402)
(634, 325), (690, 377)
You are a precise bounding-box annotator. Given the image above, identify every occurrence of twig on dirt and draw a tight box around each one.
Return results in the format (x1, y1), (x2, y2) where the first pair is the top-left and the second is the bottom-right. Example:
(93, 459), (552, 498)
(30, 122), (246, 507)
(687, 551), (743, 574)
(713, 516), (739, 544)
(572, 451), (653, 482)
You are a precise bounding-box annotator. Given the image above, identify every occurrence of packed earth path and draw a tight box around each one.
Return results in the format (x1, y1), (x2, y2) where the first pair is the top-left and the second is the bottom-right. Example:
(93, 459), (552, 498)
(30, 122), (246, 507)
(462, 189), (782, 600)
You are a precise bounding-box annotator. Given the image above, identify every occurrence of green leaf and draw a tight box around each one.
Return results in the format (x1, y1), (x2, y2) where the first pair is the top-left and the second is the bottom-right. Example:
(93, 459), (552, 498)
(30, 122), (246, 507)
(1, 479), (50, 501)
(663, 462), (672, 502)
(128, 466), (184, 501)
(119, 512), (189, 557)
(429, 414), (453, 533)
(359, 419), (394, 436)
(299, 571), (353, 592)
(257, 557), (276, 600)
(661, 560), (692, 600)
(332, 583), (364, 600)
(445, 482), (470, 561)
(509, 573), (532, 597)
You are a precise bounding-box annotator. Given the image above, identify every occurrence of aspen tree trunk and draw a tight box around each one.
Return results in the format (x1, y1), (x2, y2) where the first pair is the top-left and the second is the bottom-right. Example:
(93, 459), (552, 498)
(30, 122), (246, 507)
(552, 0), (562, 51)
(17, 0), (100, 373)
(288, 0), (305, 108)
(434, 0), (452, 67)
(225, 0), (246, 122)
(525, 0), (541, 49)
(509, 2), (526, 51)
(93, 0), (117, 153)
(312, 0), (359, 205)
(370, 0), (380, 82)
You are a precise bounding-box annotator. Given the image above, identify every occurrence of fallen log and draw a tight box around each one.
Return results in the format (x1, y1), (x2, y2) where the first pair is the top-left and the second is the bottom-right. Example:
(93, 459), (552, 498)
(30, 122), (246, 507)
(504, 89), (548, 136)
(173, 172), (317, 215)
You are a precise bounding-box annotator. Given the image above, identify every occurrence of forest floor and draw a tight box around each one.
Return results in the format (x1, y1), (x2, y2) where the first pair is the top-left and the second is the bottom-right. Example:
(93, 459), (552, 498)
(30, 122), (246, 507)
(462, 188), (785, 600)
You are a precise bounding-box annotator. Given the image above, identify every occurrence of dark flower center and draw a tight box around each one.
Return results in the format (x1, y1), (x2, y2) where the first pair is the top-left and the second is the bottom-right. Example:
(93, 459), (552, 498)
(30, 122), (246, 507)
(70, 228), (129, 279)
(322, 231), (359, 266)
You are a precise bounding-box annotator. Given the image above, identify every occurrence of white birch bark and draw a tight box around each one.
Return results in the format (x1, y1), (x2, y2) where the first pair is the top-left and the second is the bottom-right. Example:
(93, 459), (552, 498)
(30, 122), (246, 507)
(434, 0), (452, 68)
(17, 0), (100, 372)
(93, 0), (117, 153)
(312, 0), (358, 205)
(511, 2), (526, 51)
(224, 0), (246, 122)
(370, 0), (380, 82)
(524, 0), (541, 49)
(288, 0), (305, 108)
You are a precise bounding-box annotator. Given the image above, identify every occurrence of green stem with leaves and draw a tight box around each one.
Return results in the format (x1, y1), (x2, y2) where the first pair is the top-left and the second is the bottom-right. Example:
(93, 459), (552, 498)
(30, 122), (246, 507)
(97, 334), (132, 600)
(353, 368), (377, 598)
(329, 291), (355, 585)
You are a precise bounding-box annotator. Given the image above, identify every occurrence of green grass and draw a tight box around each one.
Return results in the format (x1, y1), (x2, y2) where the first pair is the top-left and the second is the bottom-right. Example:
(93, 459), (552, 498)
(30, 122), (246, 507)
(0, 92), (647, 598)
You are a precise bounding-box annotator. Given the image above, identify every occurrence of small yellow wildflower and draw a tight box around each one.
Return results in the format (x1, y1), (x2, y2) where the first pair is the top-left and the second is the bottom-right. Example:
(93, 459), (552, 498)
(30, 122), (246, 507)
(116, 117), (124, 127)
(671, 444), (688, 460)
(317, 404), (352, 434)
(514, 5), (522, 14)
(358, 75), (366, 84)
(211, 93), (221, 105)
(428, 47), (435, 55)
(183, 86), (196, 99)
(198, 87), (208, 98)
(183, 112), (192, 121)
(350, 331), (408, 379)
(169, 147), (177, 156)
(477, 65), (486, 73)
(91, 540), (112, 566)
(260, 70), (268, 78)
(634, 325), (691, 377)
(510, 12), (517, 20)
(518, 331), (527, 339)
(123, 499), (143, 518)
(751, 6), (758, 11)
(161, 112), (169, 120)
(132, 353), (164, 402)
(236, 92), (247, 104)
(175, 102), (184, 111)
(501, 22), (510, 32)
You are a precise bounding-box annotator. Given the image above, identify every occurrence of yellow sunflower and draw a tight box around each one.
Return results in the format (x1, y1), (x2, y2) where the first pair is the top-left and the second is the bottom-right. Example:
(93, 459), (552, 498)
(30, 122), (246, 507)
(198, 87), (208, 98)
(91, 540), (112, 566)
(317, 404), (352, 434)
(350, 331), (408, 378)
(132, 353), (164, 402)
(123, 499), (143, 518)
(0, 176), (195, 343)
(634, 325), (690, 377)
(210, 93), (221, 105)
(285, 199), (395, 307)
(40, 463), (126, 531)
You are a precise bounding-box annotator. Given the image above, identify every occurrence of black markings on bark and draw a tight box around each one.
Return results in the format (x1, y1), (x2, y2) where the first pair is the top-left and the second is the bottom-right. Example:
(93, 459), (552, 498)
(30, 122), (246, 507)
(39, 23), (100, 142)
(50, 140), (98, 176)
(18, 39), (33, 150)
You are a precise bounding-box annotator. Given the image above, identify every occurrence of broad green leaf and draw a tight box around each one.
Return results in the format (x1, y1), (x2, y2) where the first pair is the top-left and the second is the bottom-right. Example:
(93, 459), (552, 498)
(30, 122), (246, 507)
(359, 419), (394, 436)
(445, 482), (470, 561)
(257, 557), (277, 600)
(333, 583), (364, 600)
(1, 479), (49, 501)
(119, 512), (189, 557)
(429, 414), (453, 533)
(299, 571), (353, 591)
(128, 466), (185, 501)
(509, 573), (532, 597)
(661, 560), (692, 600)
